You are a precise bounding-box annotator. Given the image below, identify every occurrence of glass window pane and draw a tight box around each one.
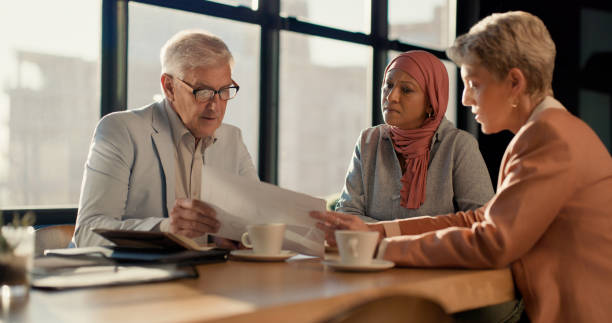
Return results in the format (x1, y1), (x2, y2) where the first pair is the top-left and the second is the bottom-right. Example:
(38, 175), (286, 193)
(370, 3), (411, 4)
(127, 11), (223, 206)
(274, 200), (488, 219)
(388, 50), (457, 125)
(128, 3), (261, 168)
(0, 0), (101, 208)
(388, 0), (456, 50)
(281, 0), (370, 34)
(443, 59), (457, 125)
(279, 32), (372, 198)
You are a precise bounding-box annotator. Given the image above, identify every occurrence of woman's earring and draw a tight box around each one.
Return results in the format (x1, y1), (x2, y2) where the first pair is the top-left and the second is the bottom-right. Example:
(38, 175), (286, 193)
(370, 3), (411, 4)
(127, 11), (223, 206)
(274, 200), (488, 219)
(427, 111), (434, 119)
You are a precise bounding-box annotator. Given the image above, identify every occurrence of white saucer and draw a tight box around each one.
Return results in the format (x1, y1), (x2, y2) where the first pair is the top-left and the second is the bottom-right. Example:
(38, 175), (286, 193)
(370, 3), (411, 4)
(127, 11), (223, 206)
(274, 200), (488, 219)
(230, 249), (298, 262)
(322, 259), (395, 272)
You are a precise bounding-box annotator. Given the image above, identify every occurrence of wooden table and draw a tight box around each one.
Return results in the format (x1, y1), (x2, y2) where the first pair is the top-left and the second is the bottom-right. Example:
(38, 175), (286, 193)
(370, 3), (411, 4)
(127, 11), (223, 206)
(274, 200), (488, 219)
(8, 254), (515, 323)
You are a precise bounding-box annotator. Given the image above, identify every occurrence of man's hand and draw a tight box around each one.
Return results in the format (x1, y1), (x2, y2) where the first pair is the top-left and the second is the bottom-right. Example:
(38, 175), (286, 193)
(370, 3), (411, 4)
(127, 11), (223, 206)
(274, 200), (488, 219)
(169, 198), (220, 238)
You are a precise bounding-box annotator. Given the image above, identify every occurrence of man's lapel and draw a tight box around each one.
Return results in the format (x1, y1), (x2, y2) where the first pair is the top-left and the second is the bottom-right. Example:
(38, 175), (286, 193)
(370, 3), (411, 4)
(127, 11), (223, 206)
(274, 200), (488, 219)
(151, 99), (175, 216)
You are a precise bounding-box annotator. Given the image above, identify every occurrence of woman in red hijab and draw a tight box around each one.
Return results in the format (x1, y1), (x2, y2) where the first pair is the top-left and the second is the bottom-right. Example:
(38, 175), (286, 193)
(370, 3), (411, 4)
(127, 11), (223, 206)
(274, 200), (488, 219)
(335, 50), (493, 222)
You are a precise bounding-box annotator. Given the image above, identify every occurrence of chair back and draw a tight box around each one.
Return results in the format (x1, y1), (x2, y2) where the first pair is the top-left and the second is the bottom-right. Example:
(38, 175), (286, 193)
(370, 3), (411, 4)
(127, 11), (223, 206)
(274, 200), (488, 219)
(34, 224), (75, 256)
(321, 294), (454, 323)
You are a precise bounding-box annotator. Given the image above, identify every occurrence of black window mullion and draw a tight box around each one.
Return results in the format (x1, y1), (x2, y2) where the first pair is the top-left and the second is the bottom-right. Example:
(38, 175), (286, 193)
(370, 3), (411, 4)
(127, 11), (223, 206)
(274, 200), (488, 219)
(282, 17), (371, 45)
(101, 0), (129, 116)
(130, 0), (260, 24)
(387, 40), (446, 59)
(455, 0), (480, 137)
(258, 0), (280, 184)
(371, 0), (388, 126)
(2, 208), (77, 227)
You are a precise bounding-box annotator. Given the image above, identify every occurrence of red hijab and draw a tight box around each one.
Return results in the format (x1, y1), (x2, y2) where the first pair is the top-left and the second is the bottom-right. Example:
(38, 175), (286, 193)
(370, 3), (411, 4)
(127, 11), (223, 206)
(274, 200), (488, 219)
(385, 51), (449, 209)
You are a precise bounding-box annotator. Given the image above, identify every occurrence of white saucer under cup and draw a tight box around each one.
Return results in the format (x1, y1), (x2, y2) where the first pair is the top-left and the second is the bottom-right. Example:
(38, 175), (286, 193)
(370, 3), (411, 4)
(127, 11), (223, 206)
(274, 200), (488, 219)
(322, 258), (395, 272)
(241, 223), (286, 256)
(230, 249), (298, 262)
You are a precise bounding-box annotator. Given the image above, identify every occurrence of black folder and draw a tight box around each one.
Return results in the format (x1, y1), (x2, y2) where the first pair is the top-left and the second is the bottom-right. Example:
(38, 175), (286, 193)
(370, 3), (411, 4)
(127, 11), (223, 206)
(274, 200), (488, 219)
(93, 229), (230, 265)
(107, 246), (229, 266)
(41, 229), (230, 267)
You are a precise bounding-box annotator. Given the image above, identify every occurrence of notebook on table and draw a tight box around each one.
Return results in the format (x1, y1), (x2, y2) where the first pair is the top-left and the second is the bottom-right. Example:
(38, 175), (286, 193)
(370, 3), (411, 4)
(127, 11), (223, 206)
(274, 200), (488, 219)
(32, 264), (198, 290)
(34, 230), (228, 290)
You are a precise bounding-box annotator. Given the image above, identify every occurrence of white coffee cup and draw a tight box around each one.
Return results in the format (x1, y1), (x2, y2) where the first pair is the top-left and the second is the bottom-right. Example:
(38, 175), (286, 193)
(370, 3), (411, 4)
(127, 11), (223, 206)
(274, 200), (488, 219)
(335, 230), (379, 266)
(241, 223), (286, 256)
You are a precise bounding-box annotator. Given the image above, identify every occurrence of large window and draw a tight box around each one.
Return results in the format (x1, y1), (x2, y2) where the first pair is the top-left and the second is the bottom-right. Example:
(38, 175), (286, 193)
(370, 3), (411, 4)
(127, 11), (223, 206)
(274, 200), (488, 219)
(279, 32), (372, 198)
(280, 0), (371, 34)
(0, 0), (101, 208)
(127, 2), (261, 166)
(2, 0), (462, 217)
(388, 0), (456, 50)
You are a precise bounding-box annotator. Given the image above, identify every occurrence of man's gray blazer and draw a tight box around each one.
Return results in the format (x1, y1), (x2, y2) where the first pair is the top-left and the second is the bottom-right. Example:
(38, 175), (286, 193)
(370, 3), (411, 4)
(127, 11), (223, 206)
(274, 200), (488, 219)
(73, 99), (258, 246)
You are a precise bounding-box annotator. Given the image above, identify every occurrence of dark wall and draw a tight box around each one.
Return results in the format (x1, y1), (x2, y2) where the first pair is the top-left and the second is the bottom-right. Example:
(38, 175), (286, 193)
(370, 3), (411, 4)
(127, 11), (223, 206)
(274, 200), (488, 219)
(456, 0), (611, 188)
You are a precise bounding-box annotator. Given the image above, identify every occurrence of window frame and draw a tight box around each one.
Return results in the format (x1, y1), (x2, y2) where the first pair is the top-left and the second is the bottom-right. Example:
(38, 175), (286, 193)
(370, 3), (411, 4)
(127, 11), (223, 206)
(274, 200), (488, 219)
(8, 0), (462, 224)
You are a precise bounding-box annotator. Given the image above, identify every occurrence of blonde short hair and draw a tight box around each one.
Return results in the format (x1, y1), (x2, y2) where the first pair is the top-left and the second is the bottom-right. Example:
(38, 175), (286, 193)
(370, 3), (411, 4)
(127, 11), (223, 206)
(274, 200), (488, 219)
(160, 30), (234, 79)
(446, 11), (556, 97)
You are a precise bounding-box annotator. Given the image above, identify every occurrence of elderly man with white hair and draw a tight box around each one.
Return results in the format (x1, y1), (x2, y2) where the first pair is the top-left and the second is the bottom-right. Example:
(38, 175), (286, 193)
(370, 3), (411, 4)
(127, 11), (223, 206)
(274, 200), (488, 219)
(73, 30), (257, 247)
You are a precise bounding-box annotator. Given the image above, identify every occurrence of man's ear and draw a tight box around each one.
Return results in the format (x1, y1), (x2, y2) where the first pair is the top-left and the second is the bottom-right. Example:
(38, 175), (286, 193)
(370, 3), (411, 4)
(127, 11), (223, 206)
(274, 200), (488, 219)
(161, 74), (175, 101)
(508, 67), (527, 97)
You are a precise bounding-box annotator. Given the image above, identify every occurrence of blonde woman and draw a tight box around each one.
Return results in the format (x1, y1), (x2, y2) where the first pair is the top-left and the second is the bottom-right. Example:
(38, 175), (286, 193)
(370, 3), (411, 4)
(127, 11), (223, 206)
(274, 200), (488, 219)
(313, 11), (612, 323)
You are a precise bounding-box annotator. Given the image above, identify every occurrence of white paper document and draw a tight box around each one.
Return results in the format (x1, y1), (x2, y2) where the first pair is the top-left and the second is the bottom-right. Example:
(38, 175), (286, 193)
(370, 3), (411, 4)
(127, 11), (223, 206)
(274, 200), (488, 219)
(201, 166), (326, 257)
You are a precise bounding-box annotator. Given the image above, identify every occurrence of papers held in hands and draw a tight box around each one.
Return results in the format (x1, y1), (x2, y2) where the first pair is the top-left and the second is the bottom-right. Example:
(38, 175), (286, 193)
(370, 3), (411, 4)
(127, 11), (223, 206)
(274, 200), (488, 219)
(201, 166), (327, 257)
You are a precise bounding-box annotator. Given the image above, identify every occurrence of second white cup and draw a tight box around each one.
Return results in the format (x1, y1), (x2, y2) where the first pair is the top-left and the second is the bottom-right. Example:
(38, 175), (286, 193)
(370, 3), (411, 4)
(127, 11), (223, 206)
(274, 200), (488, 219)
(335, 230), (379, 266)
(241, 223), (286, 256)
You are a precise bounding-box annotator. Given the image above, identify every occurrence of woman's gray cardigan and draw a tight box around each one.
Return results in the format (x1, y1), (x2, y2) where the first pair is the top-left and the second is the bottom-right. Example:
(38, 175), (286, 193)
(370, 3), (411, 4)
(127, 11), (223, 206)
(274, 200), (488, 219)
(336, 118), (494, 222)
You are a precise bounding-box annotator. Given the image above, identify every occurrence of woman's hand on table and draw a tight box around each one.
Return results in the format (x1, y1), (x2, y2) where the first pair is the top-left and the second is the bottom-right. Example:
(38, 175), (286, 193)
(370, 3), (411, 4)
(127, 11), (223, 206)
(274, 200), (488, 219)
(309, 211), (372, 247)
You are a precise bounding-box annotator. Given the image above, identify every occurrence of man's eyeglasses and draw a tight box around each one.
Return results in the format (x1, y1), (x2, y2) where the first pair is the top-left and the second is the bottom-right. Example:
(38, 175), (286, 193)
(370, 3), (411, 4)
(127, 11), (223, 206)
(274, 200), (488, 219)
(174, 77), (239, 102)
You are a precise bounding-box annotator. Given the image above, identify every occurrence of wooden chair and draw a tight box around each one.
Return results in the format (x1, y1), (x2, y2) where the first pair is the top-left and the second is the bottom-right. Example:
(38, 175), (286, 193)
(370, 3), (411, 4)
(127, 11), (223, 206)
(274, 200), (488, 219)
(321, 294), (454, 323)
(34, 224), (75, 256)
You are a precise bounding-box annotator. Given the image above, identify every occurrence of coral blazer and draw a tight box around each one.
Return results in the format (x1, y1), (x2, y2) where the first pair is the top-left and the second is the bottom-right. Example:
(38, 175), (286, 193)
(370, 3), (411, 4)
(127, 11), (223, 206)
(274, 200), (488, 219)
(377, 97), (612, 323)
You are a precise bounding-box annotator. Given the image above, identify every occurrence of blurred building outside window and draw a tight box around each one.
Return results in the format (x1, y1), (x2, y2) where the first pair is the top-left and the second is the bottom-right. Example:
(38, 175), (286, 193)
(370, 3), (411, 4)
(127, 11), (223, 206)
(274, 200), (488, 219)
(0, 0), (101, 208)
(279, 31), (372, 198)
